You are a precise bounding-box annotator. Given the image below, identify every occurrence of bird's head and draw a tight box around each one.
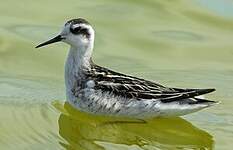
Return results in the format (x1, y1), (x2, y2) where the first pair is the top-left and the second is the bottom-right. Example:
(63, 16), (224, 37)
(36, 18), (95, 50)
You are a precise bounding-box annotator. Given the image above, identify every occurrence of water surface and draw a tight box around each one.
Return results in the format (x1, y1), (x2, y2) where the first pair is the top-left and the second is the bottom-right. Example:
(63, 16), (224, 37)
(0, 0), (233, 149)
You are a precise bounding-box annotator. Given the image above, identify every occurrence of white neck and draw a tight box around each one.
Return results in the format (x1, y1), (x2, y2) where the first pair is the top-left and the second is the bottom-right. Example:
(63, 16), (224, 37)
(64, 43), (93, 100)
(68, 44), (93, 69)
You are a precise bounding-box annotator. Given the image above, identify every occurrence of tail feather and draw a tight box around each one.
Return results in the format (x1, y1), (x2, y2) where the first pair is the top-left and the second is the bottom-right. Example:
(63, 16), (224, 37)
(193, 98), (220, 106)
(193, 88), (216, 95)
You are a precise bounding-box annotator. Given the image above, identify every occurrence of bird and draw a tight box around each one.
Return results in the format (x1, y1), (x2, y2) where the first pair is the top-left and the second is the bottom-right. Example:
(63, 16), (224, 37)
(36, 18), (219, 119)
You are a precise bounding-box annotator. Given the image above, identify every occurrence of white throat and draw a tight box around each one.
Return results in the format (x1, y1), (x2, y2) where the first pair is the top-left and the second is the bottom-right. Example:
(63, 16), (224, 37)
(64, 41), (94, 101)
(69, 44), (93, 68)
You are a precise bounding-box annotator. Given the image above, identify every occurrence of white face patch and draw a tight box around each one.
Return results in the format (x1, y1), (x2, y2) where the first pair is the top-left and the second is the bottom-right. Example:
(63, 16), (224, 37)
(60, 23), (95, 49)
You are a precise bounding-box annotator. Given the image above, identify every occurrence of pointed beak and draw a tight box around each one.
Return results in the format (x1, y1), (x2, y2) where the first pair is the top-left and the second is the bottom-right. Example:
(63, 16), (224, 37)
(35, 35), (64, 48)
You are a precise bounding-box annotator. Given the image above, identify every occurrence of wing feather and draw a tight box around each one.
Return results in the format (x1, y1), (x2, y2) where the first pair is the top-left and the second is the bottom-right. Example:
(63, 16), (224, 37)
(88, 64), (215, 102)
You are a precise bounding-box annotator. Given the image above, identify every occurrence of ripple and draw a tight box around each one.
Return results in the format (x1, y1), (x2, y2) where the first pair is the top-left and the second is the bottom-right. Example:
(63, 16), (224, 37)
(0, 74), (65, 103)
(0, 103), (63, 150)
(6, 24), (59, 41)
(152, 30), (204, 41)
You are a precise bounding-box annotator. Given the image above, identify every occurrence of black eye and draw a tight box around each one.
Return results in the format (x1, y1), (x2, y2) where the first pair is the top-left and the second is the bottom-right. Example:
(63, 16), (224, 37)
(70, 26), (81, 34)
(80, 28), (88, 35)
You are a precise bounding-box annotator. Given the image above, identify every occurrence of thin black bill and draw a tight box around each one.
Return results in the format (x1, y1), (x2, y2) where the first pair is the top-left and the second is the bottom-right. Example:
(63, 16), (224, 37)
(35, 35), (63, 48)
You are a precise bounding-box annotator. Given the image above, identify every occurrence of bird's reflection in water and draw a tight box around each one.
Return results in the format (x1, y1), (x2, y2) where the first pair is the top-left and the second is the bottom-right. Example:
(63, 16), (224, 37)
(54, 102), (214, 150)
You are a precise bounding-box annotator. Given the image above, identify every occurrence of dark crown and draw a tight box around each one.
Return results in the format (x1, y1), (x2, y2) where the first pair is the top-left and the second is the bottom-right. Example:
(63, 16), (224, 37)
(66, 18), (90, 26)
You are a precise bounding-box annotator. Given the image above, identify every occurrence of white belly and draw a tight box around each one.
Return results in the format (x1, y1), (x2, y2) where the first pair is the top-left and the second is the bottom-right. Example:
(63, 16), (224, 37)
(66, 87), (208, 119)
(66, 87), (162, 119)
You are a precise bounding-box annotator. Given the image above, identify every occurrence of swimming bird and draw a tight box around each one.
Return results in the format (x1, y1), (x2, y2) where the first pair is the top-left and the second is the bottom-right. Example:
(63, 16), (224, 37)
(36, 18), (218, 119)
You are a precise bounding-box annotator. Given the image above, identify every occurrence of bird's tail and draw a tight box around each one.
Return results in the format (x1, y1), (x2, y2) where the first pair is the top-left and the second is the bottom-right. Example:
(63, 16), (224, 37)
(159, 96), (220, 117)
(193, 97), (220, 106)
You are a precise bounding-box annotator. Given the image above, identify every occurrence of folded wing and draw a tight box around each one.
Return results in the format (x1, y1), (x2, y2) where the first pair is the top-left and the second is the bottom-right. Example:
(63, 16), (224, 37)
(88, 65), (215, 102)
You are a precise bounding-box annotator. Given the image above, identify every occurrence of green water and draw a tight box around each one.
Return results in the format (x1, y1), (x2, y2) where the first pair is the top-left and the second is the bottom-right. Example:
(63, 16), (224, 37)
(0, 0), (233, 149)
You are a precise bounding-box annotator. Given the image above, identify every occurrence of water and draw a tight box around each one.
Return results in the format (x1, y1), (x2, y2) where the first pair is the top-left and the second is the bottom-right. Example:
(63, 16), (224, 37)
(0, 0), (232, 149)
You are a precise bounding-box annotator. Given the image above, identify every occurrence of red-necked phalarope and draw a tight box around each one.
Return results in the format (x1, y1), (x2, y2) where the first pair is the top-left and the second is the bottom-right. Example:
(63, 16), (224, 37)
(36, 18), (219, 119)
